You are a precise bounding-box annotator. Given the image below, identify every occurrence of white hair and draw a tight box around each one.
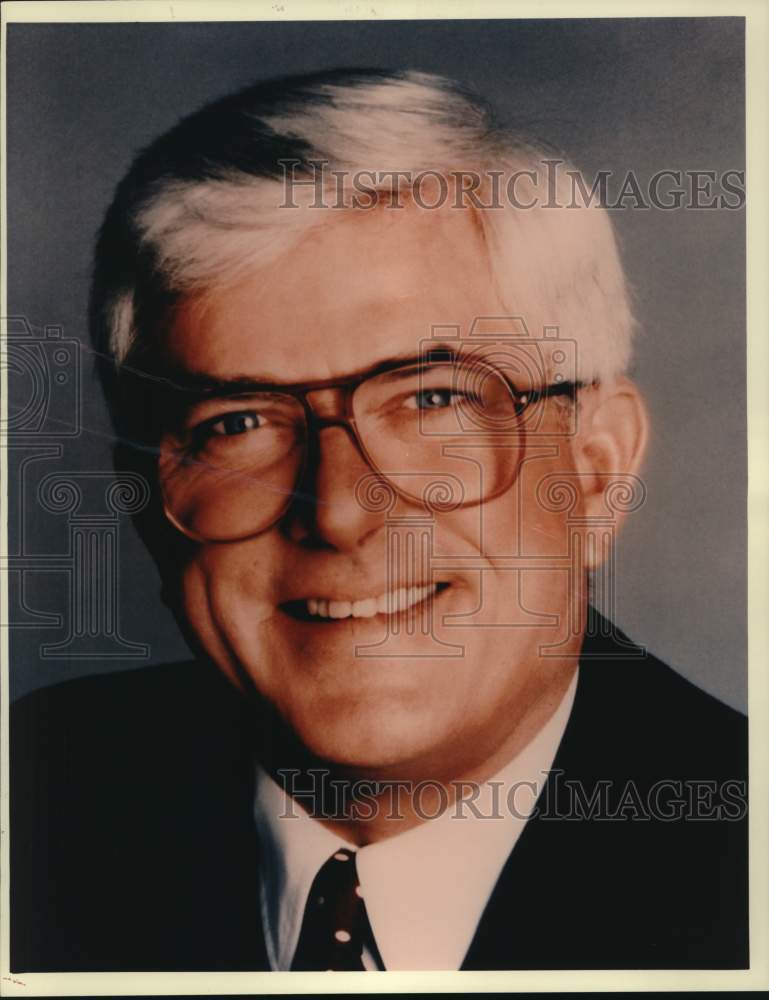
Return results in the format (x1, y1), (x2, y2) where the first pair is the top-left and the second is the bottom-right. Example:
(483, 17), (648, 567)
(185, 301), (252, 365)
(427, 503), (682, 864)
(94, 70), (636, 385)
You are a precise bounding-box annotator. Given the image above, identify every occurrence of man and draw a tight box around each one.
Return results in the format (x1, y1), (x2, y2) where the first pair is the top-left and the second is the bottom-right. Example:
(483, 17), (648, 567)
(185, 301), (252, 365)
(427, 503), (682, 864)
(10, 69), (748, 972)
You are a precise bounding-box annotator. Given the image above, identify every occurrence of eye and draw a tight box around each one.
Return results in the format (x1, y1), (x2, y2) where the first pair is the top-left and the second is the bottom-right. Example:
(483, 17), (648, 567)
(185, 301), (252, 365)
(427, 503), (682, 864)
(202, 410), (264, 438)
(411, 388), (459, 410)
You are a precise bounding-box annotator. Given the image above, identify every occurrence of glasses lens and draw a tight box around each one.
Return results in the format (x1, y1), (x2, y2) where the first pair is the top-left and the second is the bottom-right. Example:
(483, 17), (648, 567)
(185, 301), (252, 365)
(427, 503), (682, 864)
(159, 392), (306, 542)
(352, 361), (525, 508)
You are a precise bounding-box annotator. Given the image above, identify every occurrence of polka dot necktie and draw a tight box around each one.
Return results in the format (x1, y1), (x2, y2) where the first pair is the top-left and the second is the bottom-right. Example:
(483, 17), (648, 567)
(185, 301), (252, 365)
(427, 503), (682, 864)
(290, 847), (378, 971)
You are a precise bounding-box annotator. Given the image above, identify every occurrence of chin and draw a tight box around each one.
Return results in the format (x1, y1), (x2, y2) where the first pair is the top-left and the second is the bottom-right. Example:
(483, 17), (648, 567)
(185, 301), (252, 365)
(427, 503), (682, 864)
(280, 691), (447, 776)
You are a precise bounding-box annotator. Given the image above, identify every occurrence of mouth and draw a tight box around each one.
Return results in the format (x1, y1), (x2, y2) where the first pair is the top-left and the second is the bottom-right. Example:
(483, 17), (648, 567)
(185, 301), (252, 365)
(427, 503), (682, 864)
(280, 582), (451, 623)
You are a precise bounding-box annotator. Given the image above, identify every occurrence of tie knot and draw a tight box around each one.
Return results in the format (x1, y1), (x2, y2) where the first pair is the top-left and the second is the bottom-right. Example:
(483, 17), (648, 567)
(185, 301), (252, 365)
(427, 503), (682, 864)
(291, 847), (371, 971)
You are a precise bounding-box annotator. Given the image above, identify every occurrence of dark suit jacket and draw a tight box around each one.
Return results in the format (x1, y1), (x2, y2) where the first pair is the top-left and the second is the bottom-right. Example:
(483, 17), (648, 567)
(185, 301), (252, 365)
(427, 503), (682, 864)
(10, 616), (748, 972)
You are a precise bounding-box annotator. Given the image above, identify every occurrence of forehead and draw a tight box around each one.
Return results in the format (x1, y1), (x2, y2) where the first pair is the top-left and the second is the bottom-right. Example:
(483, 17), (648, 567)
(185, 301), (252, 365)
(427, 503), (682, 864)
(164, 204), (507, 382)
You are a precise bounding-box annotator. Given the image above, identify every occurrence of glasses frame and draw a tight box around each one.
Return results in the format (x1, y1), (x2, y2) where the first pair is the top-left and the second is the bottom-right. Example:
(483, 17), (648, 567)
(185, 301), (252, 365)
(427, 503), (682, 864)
(160, 351), (584, 542)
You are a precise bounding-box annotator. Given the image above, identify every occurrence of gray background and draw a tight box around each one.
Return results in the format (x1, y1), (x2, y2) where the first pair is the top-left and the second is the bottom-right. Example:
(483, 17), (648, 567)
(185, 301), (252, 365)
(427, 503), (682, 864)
(6, 18), (746, 709)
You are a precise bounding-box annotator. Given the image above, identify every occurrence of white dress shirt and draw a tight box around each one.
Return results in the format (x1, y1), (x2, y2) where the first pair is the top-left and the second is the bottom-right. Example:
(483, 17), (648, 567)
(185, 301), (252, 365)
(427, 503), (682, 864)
(253, 670), (577, 971)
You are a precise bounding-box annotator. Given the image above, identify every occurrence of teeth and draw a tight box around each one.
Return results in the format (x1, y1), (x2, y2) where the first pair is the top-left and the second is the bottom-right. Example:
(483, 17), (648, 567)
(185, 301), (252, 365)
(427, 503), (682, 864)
(352, 597), (378, 618)
(305, 583), (438, 620)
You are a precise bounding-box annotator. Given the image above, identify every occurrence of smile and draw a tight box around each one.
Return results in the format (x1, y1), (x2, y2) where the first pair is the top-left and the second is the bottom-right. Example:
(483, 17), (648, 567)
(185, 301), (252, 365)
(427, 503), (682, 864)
(284, 583), (448, 621)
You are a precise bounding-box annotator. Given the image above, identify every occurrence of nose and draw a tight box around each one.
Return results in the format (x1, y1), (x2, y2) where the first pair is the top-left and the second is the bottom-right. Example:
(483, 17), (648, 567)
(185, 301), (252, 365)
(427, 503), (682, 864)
(283, 424), (392, 550)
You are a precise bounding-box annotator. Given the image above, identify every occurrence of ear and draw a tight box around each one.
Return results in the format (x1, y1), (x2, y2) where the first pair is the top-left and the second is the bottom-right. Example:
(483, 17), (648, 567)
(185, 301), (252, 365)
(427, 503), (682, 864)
(572, 377), (649, 569)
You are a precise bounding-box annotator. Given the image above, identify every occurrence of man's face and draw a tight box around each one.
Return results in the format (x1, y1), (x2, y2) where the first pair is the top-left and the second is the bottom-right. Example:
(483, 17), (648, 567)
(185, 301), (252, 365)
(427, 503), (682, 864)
(162, 204), (584, 783)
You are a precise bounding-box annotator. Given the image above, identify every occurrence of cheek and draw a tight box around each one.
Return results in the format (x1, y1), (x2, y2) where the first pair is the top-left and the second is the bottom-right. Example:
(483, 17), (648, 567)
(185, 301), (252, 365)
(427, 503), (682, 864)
(517, 446), (581, 552)
(428, 449), (580, 634)
(431, 450), (577, 561)
(178, 545), (280, 684)
(516, 450), (591, 646)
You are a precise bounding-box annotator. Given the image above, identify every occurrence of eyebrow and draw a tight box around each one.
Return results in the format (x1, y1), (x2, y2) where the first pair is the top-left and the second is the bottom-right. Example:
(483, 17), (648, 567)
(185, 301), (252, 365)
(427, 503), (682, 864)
(160, 344), (461, 398)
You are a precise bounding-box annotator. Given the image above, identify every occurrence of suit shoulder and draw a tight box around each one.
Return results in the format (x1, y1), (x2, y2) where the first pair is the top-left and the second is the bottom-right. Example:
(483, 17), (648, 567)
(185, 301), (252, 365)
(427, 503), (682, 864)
(14, 658), (205, 706)
(10, 660), (242, 781)
(575, 619), (746, 780)
(13, 659), (222, 723)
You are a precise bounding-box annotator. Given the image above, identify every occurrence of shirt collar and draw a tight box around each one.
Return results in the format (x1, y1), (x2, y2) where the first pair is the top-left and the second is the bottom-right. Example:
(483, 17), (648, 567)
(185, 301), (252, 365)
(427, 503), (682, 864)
(254, 668), (578, 971)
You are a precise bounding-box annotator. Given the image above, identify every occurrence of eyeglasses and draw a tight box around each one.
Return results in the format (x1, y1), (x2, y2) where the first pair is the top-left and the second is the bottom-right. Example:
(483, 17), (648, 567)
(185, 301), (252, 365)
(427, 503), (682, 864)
(157, 352), (581, 543)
